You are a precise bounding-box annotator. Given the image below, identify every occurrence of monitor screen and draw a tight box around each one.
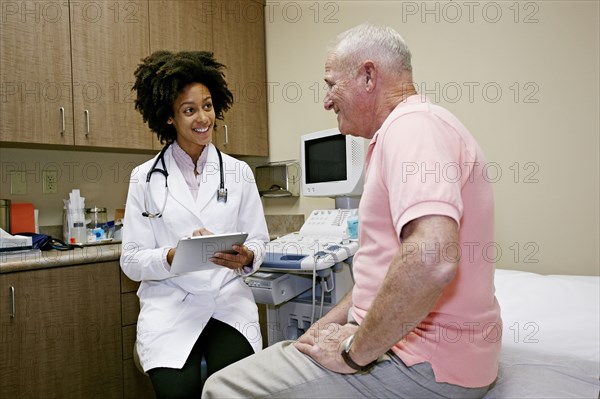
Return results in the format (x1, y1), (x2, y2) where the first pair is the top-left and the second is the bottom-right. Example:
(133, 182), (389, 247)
(304, 135), (347, 184)
(300, 128), (368, 199)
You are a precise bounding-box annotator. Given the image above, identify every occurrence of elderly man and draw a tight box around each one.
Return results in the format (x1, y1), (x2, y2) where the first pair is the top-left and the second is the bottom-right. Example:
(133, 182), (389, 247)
(203, 23), (501, 399)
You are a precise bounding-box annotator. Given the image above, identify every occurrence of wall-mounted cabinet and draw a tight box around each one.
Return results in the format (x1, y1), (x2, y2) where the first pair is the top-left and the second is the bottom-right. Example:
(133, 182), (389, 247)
(147, 0), (269, 156)
(148, 0), (213, 53)
(1, 0), (268, 157)
(213, 0), (269, 157)
(0, 0), (153, 150)
(70, 1), (152, 149)
(0, 0), (74, 146)
(147, 0), (214, 151)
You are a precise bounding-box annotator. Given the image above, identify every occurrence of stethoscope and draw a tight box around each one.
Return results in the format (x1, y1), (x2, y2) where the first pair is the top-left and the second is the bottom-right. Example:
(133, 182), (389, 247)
(142, 143), (227, 218)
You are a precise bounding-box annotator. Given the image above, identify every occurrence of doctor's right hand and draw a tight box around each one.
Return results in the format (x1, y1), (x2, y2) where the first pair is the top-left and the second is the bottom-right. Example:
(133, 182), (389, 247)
(166, 228), (214, 265)
(192, 227), (214, 236)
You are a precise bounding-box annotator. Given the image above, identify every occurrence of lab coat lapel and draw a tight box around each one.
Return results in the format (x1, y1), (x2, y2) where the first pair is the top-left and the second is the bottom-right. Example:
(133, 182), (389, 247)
(195, 144), (221, 214)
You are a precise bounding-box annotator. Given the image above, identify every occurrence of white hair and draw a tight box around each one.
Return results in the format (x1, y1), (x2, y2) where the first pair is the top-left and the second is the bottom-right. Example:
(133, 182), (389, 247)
(330, 23), (413, 76)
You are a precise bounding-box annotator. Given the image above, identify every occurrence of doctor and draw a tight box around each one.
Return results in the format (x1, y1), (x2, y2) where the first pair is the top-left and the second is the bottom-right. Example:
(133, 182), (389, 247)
(120, 50), (269, 399)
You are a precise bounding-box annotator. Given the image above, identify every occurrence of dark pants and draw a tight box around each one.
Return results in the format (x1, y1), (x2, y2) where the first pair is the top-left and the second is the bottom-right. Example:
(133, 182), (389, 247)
(147, 317), (254, 399)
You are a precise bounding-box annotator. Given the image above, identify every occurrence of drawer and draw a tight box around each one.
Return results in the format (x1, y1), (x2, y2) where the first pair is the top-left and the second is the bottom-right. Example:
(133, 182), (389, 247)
(121, 271), (140, 293)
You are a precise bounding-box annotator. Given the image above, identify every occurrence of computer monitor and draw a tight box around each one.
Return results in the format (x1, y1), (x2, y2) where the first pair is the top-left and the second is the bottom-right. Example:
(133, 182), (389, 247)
(300, 128), (368, 208)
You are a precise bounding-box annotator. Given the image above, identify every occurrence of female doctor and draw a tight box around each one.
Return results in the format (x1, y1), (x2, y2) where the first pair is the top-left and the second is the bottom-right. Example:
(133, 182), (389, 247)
(120, 50), (269, 398)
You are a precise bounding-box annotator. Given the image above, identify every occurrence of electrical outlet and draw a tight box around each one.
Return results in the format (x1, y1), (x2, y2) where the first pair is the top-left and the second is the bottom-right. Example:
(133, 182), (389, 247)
(10, 172), (27, 195)
(42, 170), (58, 194)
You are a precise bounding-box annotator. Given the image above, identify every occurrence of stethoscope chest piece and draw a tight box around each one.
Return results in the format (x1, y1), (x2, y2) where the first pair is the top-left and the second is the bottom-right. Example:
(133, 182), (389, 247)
(217, 188), (228, 203)
(215, 146), (227, 203)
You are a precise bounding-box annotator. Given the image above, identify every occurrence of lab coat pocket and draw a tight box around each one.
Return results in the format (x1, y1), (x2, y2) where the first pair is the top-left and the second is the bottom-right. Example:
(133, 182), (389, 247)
(137, 283), (192, 334)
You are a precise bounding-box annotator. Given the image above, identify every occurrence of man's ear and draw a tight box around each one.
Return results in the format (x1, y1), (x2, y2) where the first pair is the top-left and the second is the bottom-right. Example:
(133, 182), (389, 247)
(363, 60), (376, 92)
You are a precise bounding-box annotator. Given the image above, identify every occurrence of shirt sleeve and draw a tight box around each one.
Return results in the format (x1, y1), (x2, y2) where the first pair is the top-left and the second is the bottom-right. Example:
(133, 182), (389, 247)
(380, 112), (464, 238)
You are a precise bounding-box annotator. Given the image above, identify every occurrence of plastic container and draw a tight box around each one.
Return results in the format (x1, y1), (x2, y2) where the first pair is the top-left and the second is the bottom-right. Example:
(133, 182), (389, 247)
(346, 215), (359, 239)
(63, 208), (87, 244)
(85, 207), (108, 241)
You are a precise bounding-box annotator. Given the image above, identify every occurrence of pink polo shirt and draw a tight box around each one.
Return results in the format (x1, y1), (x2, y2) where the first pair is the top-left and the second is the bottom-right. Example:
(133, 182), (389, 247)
(351, 95), (501, 387)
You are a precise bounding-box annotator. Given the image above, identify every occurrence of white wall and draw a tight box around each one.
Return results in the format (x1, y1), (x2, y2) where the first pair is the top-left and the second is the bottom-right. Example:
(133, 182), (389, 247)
(262, 1), (599, 276)
(0, 147), (154, 227)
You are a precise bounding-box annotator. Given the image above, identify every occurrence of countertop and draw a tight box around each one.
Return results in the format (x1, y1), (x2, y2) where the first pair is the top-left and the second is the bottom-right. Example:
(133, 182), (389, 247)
(1, 214), (306, 274)
(0, 243), (121, 273)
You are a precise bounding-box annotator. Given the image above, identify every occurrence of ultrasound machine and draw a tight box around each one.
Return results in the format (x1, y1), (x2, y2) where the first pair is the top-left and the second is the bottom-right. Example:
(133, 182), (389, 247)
(244, 128), (369, 345)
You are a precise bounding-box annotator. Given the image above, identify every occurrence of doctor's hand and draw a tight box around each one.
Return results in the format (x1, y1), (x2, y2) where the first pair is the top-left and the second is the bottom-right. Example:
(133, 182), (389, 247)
(294, 322), (359, 374)
(192, 227), (213, 236)
(166, 228), (215, 266)
(191, 228), (253, 270)
(211, 244), (254, 270)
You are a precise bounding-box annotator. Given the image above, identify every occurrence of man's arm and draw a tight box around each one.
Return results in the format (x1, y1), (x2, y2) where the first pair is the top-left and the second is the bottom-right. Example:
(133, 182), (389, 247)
(347, 214), (459, 367)
(295, 214), (459, 373)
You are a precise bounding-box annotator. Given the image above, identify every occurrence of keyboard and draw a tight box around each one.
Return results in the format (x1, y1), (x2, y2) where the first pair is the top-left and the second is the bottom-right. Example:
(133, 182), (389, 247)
(262, 232), (359, 271)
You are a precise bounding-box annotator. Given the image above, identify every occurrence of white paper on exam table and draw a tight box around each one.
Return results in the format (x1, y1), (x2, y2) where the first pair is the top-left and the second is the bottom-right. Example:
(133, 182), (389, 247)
(170, 232), (248, 274)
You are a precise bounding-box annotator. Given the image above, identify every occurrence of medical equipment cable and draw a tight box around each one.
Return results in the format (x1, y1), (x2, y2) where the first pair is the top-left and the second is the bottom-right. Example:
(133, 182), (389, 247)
(319, 274), (335, 319)
(310, 254), (317, 325)
(319, 282), (326, 319)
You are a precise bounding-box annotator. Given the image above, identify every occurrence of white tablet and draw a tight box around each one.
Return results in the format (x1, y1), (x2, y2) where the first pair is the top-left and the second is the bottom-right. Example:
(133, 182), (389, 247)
(170, 232), (248, 274)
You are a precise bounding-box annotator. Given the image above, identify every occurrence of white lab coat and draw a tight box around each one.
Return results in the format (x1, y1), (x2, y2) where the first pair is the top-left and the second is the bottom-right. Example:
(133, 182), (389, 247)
(120, 143), (269, 372)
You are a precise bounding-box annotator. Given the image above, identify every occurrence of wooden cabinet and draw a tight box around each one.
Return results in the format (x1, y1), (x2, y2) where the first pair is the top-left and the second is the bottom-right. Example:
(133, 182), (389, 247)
(0, 261), (122, 398)
(70, 1), (152, 149)
(1, 0), (268, 156)
(0, 0), (74, 145)
(147, 0), (214, 151)
(212, 0), (269, 156)
(1, 0), (153, 150)
(148, 0), (213, 53)
(147, 0), (269, 156)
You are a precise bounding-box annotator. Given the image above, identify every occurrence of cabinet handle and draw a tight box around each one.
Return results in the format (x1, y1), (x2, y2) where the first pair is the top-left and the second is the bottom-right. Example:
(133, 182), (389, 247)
(84, 109), (90, 136)
(223, 124), (229, 145)
(59, 107), (65, 135)
(9, 286), (15, 318)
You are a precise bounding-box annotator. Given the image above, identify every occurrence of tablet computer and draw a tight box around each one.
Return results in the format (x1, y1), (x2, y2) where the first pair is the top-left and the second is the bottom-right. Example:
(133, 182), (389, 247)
(170, 232), (248, 274)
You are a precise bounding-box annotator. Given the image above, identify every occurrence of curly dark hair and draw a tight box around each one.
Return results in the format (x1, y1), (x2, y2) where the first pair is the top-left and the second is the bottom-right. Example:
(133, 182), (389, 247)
(132, 50), (233, 144)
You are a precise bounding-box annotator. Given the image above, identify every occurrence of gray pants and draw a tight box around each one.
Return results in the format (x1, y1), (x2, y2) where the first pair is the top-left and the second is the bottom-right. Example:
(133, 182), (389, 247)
(202, 340), (491, 398)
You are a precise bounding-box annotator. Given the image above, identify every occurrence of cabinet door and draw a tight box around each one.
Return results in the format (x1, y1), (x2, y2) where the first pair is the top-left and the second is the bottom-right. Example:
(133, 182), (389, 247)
(149, 0), (213, 53)
(212, 0), (269, 156)
(0, 262), (122, 398)
(0, 0), (74, 145)
(148, 0), (214, 150)
(70, 1), (153, 149)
